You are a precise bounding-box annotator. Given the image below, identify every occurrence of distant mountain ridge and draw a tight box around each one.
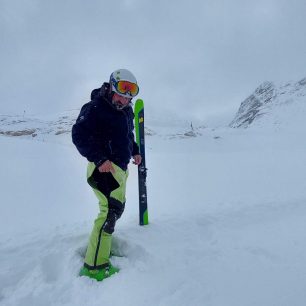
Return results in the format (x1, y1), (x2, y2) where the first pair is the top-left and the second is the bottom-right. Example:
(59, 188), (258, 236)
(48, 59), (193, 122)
(0, 110), (202, 142)
(230, 77), (306, 128)
(1, 77), (305, 140)
(0, 111), (77, 140)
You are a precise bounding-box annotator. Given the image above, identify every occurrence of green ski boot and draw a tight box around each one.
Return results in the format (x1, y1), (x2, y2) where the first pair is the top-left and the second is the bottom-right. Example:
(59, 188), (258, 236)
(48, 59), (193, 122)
(79, 264), (120, 281)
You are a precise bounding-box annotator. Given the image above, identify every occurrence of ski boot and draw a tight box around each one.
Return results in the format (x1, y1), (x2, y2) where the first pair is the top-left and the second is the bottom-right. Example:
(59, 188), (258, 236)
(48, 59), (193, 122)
(79, 264), (119, 281)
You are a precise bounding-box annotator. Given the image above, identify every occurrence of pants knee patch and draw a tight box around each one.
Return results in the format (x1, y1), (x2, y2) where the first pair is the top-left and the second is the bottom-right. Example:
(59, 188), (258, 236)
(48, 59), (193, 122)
(90, 169), (120, 198)
(103, 198), (125, 234)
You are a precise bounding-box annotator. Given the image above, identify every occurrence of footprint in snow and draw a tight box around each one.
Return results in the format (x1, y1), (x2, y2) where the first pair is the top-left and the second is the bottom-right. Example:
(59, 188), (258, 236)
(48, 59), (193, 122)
(40, 252), (63, 283)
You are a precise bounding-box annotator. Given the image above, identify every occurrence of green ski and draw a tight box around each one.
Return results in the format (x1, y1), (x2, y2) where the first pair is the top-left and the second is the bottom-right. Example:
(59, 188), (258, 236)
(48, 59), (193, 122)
(134, 99), (149, 225)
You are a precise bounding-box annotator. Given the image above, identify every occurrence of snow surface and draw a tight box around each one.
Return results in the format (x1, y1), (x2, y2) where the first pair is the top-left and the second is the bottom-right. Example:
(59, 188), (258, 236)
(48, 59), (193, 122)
(1, 112), (306, 305)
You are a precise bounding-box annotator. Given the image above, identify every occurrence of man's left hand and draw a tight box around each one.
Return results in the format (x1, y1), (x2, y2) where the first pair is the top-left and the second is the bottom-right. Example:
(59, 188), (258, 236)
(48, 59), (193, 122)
(133, 154), (142, 165)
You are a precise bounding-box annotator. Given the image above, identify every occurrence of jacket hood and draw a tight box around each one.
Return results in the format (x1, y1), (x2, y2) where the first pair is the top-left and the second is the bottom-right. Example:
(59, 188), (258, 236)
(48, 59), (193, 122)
(91, 82), (111, 101)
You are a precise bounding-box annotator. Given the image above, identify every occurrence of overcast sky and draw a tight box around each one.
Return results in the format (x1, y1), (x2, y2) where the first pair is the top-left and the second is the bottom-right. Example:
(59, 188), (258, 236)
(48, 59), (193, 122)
(1, 0), (306, 125)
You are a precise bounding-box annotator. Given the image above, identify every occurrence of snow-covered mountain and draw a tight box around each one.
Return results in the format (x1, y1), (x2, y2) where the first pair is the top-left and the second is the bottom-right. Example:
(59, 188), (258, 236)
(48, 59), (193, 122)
(0, 110), (206, 143)
(2, 77), (305, 143)
(230, 77), (306, 129)
(0, 110), (77, 139)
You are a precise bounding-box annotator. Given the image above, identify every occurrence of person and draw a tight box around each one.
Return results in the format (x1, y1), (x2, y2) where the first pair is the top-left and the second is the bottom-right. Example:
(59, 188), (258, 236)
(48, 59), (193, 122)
(72, 69), (142, 281)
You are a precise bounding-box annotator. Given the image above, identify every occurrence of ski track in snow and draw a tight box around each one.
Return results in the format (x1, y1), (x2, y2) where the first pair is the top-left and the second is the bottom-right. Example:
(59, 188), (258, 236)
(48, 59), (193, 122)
(1, 125), (306, 306)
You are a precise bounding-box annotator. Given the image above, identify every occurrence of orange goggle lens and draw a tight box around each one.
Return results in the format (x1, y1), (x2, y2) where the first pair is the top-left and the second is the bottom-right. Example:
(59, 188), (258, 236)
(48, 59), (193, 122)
(116, 81), (139, 97)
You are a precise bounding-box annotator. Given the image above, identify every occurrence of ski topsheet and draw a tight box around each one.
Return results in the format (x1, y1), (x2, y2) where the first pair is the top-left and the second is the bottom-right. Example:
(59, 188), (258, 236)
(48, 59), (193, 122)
(134, 99), (149, 225)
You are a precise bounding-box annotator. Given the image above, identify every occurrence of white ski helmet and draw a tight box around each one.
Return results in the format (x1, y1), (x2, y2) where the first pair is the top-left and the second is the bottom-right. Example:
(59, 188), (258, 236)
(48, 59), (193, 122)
(109, 69), (139, 98)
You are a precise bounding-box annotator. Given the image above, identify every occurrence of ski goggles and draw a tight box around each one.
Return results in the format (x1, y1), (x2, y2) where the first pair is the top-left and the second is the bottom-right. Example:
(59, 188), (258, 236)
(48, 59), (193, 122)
(115, 80), (139, 97)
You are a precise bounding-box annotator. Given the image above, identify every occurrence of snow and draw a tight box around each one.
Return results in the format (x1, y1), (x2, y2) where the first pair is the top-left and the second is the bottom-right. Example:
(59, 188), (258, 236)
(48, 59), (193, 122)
(1, 109), (306, 305)
(230, 78), (306, 129)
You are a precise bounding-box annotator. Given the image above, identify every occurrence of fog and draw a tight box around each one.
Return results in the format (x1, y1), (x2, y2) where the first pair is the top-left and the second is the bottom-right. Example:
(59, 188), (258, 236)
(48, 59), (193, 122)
(1, 0), (306, 125)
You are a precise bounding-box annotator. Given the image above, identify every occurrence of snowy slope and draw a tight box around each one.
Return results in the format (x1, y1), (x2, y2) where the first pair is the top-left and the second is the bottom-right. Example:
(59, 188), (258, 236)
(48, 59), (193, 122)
(0, 110), (78, 146)
(0, 110), (203, 145)
(230, 77), (306, 129)
(1, 97), (306, 305)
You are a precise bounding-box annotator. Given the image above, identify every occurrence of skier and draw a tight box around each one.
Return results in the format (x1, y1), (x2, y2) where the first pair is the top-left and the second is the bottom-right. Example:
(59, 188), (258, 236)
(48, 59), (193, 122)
(72, 69), (142, 281)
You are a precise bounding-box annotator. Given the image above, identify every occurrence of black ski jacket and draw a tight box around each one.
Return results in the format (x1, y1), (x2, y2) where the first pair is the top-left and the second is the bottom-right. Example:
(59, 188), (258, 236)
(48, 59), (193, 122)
(72, 83), (139, 171)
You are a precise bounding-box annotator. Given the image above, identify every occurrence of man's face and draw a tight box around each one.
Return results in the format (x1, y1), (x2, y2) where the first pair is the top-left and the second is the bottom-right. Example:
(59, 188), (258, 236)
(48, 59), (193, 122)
(112, 92), (131, 109)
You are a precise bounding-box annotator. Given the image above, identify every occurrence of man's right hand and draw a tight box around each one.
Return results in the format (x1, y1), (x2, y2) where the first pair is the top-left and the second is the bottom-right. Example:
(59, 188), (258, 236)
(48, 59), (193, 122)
(98, 160), (115, 174)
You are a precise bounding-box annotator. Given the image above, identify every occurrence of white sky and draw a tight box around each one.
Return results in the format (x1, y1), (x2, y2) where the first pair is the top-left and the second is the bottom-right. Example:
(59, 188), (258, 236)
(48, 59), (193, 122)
(1, 0), (306, 124)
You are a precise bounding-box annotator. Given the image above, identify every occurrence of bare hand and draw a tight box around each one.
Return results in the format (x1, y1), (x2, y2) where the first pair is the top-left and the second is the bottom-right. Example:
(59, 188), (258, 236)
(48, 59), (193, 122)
(133, 154), (142, 165)
(98, 160), (115, 174)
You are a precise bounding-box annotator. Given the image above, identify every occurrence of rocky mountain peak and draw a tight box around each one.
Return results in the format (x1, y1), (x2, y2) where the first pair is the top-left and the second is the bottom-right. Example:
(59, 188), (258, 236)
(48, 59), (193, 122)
(230, 78), (306, 128)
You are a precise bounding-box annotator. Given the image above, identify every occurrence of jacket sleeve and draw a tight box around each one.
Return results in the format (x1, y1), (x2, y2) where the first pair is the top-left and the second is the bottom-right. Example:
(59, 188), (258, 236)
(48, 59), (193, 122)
(72, 102), (108, 167)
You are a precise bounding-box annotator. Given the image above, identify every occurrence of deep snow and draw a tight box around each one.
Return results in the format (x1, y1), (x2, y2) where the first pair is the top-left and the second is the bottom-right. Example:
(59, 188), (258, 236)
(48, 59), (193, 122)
(0, 121), (306, 306)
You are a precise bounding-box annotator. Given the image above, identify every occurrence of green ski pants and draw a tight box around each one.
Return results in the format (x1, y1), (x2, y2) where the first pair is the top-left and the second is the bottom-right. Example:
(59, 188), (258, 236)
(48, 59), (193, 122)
(84, 162), (128, 270)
